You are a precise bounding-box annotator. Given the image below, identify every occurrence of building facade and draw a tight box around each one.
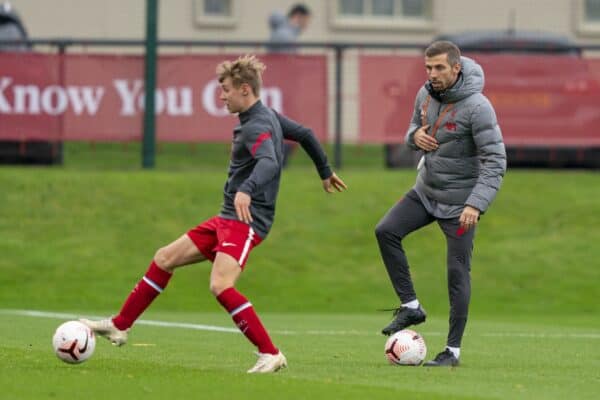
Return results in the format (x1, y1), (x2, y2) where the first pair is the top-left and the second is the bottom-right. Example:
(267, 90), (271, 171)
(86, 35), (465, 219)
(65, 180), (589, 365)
(8, 0), (600, 43)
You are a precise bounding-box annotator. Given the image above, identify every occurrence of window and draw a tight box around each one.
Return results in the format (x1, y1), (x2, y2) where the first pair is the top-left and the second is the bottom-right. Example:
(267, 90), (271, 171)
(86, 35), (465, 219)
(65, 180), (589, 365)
(203, 0), (231, 16)
(339, 0), (364, 15)
(338, 0), (431, 18)
(194, 0), (237, 27)
(402, 0), (428, 17)
(372, 0), (394, 16)
(584, 0), (600, 21)
(578, 0), (600, 35)
(332, 0), (433, 30)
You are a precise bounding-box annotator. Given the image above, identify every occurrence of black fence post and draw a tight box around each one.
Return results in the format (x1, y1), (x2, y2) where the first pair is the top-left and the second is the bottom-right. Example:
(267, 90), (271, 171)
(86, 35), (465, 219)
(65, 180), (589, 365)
(334, 45), (344, 170)
(142, 0), (158, 169)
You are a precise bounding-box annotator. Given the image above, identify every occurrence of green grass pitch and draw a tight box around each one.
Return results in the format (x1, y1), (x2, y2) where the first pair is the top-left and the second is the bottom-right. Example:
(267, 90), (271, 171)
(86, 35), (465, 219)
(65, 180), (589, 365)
(1, 312), (597, 399)
(0, 143), (598, 399)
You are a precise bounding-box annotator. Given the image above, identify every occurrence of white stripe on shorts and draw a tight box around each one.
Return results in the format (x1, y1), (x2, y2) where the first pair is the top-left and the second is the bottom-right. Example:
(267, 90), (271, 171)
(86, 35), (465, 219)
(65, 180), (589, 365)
(230, 302), (252, 317)
(142, 276), (163, 293)
(238, 227), (255, 266)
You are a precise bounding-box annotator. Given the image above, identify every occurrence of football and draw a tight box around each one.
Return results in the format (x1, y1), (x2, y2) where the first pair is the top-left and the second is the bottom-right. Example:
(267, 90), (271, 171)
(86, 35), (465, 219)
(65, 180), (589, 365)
(52, 321), (96, 364)
(384, 329), (427, 366)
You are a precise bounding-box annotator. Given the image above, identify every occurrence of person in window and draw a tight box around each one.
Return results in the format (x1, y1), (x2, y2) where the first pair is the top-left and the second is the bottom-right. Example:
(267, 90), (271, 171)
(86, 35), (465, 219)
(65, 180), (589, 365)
(0, 1), (30, 52)
(267, 3), (312, 167)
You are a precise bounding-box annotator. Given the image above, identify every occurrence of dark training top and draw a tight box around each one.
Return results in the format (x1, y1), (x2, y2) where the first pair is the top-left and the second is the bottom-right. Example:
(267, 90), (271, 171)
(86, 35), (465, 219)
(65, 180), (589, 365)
(219, 100), (332, 238)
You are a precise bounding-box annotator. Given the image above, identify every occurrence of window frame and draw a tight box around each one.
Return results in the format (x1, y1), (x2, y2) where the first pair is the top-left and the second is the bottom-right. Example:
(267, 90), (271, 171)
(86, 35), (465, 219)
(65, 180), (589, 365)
(193, 0), (238, 28)
(577, 0), (600, 36)
(329, 0), (434, 31)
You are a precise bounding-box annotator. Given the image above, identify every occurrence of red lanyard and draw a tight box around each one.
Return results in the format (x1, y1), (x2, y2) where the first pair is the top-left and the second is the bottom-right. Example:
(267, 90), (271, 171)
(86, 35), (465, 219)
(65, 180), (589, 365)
(420, 95), (454, 138)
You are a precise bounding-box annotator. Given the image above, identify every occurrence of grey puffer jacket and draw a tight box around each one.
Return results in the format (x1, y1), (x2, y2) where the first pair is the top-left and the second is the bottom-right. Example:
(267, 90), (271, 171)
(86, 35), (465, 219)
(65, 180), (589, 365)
(405, 56), (506, 213)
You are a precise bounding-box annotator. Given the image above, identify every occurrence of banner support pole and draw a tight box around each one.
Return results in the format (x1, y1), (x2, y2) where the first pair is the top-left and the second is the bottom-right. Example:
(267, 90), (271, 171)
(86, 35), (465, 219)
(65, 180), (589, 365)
(142, 0), (158, 169)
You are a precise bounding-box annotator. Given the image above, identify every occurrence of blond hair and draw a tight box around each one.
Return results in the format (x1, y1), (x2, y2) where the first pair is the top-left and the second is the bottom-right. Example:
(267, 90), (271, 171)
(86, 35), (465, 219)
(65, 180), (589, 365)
(216, 55), (266, 96)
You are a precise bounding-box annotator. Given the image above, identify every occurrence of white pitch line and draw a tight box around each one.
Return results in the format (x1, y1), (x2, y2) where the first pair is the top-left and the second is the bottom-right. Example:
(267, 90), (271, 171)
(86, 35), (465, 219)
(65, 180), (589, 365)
(1, 309), (599, 339)
(483, 332), (600, 339)
(0, 309), (405, 336)
(0, 309), (240, 334)
(0, 309), (423, 337)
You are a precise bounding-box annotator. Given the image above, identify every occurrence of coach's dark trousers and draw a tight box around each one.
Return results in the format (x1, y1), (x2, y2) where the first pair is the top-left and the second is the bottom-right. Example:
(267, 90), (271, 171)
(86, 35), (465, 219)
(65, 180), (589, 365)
(374, 190), (476, 348)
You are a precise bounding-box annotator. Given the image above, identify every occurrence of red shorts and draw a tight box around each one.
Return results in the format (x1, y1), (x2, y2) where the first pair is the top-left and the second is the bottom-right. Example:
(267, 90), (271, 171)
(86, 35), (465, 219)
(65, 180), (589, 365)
(187, 216), (262, 269)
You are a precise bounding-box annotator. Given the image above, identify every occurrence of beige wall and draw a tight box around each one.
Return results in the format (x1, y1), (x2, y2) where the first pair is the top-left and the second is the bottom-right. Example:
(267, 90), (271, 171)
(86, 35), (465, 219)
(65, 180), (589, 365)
(8, 0), (600, 43)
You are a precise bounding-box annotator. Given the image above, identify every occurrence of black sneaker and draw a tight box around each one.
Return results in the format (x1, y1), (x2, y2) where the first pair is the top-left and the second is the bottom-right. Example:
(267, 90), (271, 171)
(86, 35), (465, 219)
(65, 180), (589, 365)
(381, 305), (427, 336)
(423, 349), (459, 367)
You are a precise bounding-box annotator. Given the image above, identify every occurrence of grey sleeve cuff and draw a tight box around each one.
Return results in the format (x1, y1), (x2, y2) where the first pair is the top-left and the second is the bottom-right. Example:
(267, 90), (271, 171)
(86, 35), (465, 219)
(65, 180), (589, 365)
(238, 181), (256, 196)
(465, 195), (488, 213)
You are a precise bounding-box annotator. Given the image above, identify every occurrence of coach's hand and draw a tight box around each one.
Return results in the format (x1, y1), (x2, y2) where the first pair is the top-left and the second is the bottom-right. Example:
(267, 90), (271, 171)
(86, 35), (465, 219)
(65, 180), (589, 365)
(234, 191), (253, 224)
(323, 172), (347, 193)
(459, 205), (480, 232)
(414, 125), (439, 152)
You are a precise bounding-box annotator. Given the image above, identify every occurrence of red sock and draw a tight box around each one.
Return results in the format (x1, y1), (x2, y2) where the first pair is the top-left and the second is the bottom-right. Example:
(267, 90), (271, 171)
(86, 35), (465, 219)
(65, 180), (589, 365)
(112, 261), (172, 330)
(217, 287), (278, 355)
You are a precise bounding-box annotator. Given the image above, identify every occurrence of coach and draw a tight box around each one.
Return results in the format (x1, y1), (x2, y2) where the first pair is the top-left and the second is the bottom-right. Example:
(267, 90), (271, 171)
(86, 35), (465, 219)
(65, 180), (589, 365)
(376, 40), (507, 367)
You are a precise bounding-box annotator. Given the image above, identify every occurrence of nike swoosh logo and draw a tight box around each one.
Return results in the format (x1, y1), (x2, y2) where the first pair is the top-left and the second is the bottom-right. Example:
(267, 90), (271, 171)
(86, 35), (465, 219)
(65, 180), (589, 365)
(79, 335), (89, 353)
(222, 242), (237, 247)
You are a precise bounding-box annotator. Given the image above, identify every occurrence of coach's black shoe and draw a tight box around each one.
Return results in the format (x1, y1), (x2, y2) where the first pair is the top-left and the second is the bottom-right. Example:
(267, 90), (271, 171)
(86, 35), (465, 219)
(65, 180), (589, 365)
(423, 349), (459, 367)
(381, 305), (426, 336)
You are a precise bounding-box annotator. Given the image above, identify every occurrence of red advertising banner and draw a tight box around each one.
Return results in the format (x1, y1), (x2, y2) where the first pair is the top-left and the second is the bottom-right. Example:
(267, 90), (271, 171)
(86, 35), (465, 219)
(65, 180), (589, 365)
(360, 54), (600, 146)
(359, 55), (423, 144)
(0, 53), (328, 142)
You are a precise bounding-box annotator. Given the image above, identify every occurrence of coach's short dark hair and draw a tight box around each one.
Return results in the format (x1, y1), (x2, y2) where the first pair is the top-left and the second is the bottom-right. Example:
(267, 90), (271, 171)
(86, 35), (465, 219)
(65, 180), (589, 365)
(288, 3), (311, 18)
(425, 41), (461, 66)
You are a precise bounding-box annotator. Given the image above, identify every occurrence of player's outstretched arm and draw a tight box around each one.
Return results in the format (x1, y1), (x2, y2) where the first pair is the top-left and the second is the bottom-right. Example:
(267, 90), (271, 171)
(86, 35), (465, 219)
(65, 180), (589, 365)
(274, 111), (346, 194)
(274, 111), (332, 179)
(322, 172), (347, 193)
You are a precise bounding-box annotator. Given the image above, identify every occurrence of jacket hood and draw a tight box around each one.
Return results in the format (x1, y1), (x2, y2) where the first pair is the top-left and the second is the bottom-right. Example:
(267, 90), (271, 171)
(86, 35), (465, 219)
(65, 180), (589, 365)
(426, 56), (484, 103)
(269, 12), (287, 29)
